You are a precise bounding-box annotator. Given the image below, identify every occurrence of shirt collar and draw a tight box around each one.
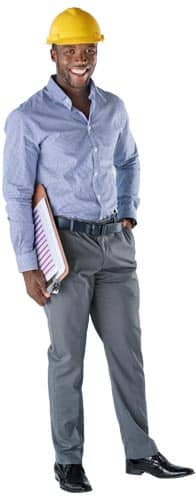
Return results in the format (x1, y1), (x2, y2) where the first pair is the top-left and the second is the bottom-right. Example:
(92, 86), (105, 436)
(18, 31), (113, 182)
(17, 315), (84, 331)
(44, 74), (106, 109)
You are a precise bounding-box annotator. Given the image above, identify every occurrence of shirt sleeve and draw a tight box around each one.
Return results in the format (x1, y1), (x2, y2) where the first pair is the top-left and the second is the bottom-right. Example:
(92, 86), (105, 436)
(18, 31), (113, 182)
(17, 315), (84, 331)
(2, 108), (40, 272)
(113, 99), (141, 222)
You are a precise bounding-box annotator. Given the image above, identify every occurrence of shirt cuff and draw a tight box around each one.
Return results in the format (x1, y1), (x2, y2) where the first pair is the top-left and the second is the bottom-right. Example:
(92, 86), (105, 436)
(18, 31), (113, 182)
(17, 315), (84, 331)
(117, 202), (137, 223)
(16, 250), (39, 273)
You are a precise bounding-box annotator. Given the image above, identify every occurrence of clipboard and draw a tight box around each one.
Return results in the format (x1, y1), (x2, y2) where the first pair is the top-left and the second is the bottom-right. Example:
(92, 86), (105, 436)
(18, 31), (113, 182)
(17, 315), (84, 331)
(32, 183), (69, 294)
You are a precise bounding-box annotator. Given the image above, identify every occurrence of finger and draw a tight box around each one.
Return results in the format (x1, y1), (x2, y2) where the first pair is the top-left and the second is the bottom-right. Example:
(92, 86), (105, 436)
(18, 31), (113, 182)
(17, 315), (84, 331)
(36, 277), (51, 298)
(36, 288), (49, 305)
(40, 286), (51, 298)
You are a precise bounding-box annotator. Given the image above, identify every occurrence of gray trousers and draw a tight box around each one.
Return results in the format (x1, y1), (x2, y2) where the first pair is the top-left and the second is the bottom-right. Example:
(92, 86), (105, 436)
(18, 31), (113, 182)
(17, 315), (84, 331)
(43, 220), (159, 464)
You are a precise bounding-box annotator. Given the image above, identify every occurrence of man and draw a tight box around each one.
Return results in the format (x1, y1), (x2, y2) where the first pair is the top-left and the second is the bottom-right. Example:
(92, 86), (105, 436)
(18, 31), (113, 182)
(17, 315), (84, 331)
(2, 6), (194, 493)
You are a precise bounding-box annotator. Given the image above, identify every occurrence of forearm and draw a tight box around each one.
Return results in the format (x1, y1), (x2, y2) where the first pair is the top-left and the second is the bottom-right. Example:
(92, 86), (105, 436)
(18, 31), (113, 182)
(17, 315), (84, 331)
(4, 200), (39, 272)
(116, 155), (140, 222)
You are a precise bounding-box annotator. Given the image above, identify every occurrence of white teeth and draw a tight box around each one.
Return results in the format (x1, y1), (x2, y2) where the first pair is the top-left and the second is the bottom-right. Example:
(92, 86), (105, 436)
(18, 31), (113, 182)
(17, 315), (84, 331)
(71, 68), (88, 75)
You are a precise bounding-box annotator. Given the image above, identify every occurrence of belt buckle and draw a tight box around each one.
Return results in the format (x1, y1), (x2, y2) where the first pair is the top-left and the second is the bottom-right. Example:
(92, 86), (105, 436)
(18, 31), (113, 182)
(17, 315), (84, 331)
(91, 223), (99, 236)
(90, 223), (95, 235)
(85, 222), (92, 235)
(90, 223), (103, 236)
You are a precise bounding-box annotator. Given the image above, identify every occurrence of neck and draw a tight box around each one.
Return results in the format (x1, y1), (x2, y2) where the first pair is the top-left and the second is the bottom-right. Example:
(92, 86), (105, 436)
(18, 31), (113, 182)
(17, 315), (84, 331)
(54, 74), (90, 102)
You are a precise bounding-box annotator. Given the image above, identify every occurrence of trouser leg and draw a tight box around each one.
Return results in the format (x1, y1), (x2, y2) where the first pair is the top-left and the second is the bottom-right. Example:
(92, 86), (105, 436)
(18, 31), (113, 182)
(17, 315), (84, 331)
(43, 229), (95, 465)
(90, 228), (159, 459)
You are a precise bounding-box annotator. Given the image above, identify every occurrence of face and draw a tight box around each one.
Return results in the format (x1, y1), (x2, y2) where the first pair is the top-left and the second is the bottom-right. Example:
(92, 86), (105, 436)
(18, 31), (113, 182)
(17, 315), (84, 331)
(50, 43), (97, 89)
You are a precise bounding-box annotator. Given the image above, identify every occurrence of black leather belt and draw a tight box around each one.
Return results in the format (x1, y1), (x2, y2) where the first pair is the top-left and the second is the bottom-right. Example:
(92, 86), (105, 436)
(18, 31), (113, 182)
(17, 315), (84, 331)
(54, 215), (123, 236)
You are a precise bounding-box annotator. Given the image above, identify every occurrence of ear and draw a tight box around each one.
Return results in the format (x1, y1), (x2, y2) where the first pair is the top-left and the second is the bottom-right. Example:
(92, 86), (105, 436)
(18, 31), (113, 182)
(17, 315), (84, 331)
(50, 48), (57, 63)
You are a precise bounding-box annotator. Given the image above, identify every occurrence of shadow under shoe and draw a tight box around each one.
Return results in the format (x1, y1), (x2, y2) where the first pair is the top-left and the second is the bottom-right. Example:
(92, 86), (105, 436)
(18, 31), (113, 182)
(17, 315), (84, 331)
(126, 451), (195, 478)
(54, 462), (93, 492)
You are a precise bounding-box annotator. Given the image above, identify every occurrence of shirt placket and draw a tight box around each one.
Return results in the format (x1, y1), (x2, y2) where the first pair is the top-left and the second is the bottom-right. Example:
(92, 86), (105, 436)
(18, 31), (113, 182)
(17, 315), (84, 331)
(71, 100), (103, 219)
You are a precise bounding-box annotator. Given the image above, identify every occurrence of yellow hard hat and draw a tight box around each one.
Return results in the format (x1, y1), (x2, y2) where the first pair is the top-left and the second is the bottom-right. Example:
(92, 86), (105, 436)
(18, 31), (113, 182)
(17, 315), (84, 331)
(46, 7), (104, 45)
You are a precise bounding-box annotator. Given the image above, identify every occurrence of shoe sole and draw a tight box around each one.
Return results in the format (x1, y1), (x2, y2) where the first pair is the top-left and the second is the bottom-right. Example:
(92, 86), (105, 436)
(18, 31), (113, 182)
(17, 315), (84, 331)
(126, 465), (195, 478)
(55, 473), (93, 492)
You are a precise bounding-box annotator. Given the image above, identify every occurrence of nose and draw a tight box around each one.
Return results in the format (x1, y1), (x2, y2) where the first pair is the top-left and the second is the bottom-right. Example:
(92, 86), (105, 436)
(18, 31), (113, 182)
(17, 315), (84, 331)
(74, 49), (88, 64)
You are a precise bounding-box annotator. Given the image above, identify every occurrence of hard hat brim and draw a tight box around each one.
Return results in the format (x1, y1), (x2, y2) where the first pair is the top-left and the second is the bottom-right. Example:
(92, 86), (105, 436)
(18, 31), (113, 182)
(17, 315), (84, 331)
(46, 34), (104, 45)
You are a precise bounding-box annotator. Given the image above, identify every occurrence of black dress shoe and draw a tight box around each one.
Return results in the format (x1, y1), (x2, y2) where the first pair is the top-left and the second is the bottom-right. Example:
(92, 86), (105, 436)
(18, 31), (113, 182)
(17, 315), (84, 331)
(54, 462), (93, 492)
(126, 451), (195, 478)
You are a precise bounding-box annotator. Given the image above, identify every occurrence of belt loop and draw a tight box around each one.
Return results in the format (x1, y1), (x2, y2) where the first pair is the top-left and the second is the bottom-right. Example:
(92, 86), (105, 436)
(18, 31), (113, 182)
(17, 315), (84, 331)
(70, 219), (74, 231)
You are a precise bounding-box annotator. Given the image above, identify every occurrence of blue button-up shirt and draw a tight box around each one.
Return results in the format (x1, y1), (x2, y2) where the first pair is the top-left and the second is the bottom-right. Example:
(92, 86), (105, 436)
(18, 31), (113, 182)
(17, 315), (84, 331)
(2, 74), (141, 272)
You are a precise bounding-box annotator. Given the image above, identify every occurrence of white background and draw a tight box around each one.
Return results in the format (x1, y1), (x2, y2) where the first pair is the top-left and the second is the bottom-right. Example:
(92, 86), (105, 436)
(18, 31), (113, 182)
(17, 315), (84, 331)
(0, 0), (196, 498)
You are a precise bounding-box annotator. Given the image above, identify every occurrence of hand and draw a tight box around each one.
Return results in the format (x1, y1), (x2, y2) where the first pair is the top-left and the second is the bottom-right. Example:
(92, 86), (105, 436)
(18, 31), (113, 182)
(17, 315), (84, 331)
(22, 269), (51, 306)
(120, 218), (133, 230)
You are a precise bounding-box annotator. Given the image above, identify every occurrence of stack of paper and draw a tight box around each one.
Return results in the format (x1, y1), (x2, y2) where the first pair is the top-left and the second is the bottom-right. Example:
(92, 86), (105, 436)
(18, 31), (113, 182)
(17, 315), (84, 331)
(33, 198), (64, 283)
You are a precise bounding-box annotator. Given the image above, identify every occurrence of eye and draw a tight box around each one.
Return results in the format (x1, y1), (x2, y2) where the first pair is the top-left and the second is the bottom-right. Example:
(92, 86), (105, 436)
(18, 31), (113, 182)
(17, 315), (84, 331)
(63, 48), (75, 55)
(86, 48), (97, 55)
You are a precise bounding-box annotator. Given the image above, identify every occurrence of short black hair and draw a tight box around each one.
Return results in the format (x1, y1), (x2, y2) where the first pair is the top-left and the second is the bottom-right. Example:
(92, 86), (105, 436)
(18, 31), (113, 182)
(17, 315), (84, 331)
(51, 43), (57, 50)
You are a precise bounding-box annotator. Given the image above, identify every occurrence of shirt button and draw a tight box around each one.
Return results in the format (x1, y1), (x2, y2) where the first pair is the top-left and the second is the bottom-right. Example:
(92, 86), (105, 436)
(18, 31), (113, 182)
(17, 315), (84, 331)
(94, 172), (98, 176)
(94, 147), (98, 152)
(88, 125), (91, 131)
(97, 194), (100, 199)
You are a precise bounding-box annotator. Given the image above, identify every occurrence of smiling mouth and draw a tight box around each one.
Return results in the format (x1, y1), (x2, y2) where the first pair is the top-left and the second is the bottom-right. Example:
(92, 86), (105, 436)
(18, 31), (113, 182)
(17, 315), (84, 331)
(69, 67), (91, 77)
